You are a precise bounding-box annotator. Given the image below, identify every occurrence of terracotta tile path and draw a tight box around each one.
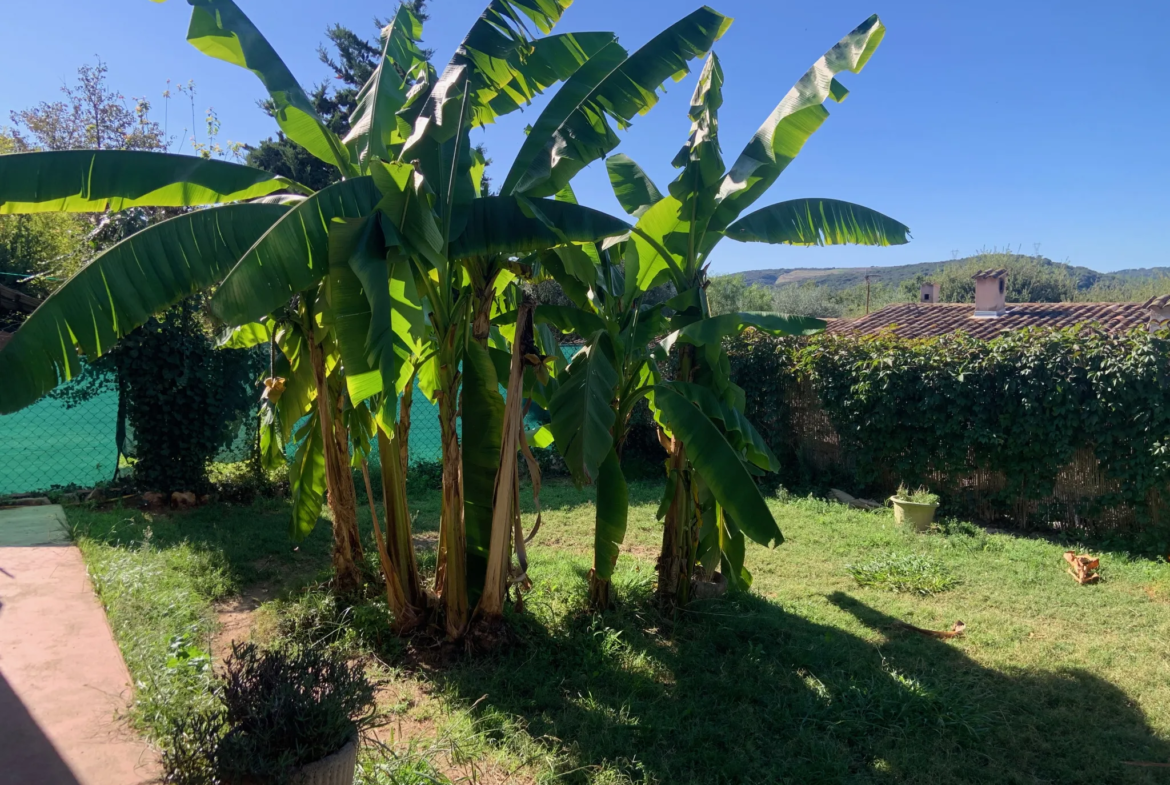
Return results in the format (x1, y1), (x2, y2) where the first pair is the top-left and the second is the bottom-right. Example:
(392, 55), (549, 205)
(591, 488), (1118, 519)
(0, 505), (157, 785)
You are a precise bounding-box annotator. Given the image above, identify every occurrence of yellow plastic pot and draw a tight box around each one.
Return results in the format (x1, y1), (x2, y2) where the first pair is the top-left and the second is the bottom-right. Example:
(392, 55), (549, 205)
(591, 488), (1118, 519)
(890, 497), (938, 532)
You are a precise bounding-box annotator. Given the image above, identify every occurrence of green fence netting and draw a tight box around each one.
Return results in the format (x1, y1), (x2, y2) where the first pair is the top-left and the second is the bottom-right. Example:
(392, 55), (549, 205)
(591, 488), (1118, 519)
(0, 346), (581, 495)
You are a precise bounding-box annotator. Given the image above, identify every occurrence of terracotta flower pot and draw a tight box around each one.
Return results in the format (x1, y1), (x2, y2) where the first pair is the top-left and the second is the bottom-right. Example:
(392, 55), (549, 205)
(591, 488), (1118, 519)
(290, 738), (358, 785)
(890, 497), (938, 532)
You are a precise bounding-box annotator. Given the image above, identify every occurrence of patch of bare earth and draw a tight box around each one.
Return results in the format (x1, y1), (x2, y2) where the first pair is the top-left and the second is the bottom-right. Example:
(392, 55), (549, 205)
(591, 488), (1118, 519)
(212, 582), (277, 659)
(621, 543), (658, 559)
(371, 679), (535, 785)
(1143, 584), (1169, 603)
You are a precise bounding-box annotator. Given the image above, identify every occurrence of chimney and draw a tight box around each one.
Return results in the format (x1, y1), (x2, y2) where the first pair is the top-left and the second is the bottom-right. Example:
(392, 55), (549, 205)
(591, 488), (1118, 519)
(1143, 294), (1170, 333)
(972, 269), (1007, 317)
(919, 281), (941, 304)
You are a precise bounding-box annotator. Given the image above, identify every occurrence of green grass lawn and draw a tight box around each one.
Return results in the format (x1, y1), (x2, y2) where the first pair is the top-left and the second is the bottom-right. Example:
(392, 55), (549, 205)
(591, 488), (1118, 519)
(70, 481), (1170, 784)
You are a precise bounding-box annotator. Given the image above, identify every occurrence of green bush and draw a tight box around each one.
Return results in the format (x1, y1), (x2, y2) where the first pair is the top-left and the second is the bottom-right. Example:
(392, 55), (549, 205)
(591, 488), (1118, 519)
(113, 296), (262, 494)
(161, 642), (376, 785)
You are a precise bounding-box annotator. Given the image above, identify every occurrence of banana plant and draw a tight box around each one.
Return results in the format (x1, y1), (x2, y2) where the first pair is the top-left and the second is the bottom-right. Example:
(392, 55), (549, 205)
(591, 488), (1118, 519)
(0, 0), (406, 592)
(533, 229), (668, 608)
(208, 3), (732, 637)
(608, 17), (911, 604)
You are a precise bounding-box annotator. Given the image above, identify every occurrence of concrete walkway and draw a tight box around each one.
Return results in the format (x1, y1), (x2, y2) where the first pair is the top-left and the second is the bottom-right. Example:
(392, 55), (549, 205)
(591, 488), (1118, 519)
(0, 505), (158, 785)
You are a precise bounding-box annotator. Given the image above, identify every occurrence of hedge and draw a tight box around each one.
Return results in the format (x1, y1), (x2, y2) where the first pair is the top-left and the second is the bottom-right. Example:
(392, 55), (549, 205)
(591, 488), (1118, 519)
(725, 327), (1170, 548)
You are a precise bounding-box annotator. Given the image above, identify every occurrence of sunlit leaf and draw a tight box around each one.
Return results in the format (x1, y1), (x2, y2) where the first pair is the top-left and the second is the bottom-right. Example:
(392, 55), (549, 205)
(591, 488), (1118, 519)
(0, 203), (289, 414)
(210, 177), (381, 326)
(504, 8), (732, 196)
(186, 0), (354, 173)
(0, 151), (306, 214)
(708, 15), (886, 235)
(723, 198), (910, 246)
(289, 411), (327, 541)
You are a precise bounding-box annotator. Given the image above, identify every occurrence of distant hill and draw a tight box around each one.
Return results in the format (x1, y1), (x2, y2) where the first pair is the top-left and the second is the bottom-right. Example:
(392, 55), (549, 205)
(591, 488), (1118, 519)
(737, 257), (1170, 293)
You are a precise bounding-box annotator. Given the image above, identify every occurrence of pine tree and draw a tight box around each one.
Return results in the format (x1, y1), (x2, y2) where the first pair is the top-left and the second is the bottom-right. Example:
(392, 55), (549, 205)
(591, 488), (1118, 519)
(246, 1), (432, 188)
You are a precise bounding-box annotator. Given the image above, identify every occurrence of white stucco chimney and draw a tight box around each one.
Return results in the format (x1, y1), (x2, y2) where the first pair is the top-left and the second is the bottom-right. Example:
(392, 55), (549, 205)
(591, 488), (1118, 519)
(1143, 294), (1170, 333)
(973, 269), (1007, 317)
(919, 281), (941, 304)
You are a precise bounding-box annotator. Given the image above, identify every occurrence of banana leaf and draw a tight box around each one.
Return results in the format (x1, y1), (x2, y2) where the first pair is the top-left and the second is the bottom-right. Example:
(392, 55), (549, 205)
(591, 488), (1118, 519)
(548, 345), (617, 486)
(462, 340), (506, 605)
(593, 447), (629, 582)
(344, 4), (430, 170)
(185, 0), (354, 174)
(504, 8), (732, 196)
(723, 198), (910, 246)
(449, 196), (630, 258)
(210, 177), (381, 326)
(0, 151), (307, 214)
(651, 384), (782, 547)
(606, 153), (664, 218)
(707, 15), (886, 235)
(289, 410), (327, 541)
(664, 311), (825, 350)
(0, 203), (289, 414)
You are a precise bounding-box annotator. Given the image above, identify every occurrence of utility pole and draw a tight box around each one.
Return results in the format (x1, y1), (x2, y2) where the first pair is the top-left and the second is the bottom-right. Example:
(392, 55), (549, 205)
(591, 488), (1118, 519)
(864, 274), (875, 315)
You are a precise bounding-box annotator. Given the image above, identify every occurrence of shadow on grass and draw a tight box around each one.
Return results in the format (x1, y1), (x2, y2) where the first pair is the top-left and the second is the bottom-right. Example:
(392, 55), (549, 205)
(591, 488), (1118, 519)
(67, 490), (454, 597)
(433, 586), (1170, 784)
(67, 499), (336, 590)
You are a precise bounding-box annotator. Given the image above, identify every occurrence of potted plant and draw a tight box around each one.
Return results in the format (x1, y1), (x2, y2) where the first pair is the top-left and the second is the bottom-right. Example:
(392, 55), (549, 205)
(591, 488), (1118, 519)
(162, 642), (375, 785)
(890, 485), (940, 532)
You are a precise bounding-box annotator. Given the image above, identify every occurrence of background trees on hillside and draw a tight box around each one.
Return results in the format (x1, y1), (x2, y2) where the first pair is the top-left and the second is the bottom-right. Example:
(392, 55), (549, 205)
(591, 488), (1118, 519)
(705, 248), (1170, 319)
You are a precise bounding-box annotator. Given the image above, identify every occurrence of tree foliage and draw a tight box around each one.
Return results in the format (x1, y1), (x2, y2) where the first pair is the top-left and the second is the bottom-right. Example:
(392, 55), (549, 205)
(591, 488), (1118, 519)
(113, 298), (260, 493)
(8, 59), (166, 153)
(706, 274), (773, 315)
(933, 251), (1077, 304)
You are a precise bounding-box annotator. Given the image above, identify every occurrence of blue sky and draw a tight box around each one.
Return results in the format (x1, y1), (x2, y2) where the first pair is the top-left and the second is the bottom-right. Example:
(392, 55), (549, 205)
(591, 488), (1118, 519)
(2, 0), (1167, 275)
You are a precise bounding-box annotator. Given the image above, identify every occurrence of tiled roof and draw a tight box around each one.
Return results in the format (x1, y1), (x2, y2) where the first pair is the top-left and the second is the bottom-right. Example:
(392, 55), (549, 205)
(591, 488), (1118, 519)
(0, 284), (41, 315)
(825, 302), (1151, 340)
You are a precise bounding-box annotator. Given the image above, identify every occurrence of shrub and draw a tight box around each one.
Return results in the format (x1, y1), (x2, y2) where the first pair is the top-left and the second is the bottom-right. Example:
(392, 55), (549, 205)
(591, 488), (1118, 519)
(847, 553), (957, 595)
(113, 296), (262, 494)
(798, 328), (1170, 531)
(161, 642), (376, 785)
(405, 459), (444, 492)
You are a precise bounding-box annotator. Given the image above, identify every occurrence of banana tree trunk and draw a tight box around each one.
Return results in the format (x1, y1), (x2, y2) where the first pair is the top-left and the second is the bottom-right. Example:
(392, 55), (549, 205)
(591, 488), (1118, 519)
(437, 351), (468, 640)
(360, 456), (411, 627)
(657, 445), (691, 605)
(306, 323), (364, 594)
(657, 344), (695, 605)
(376, 426), (425, 628)
(398, 380), (414, 477)
(476, 304), (530, 620)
